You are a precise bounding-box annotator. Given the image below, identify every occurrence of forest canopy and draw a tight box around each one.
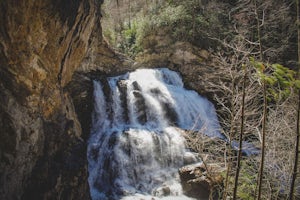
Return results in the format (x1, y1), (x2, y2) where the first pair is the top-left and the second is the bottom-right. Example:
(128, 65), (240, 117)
(102, 0), (297, 69)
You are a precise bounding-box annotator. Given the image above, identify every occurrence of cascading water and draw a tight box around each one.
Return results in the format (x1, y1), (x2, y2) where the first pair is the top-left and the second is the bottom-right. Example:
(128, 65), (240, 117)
(87, 68), (224, 200)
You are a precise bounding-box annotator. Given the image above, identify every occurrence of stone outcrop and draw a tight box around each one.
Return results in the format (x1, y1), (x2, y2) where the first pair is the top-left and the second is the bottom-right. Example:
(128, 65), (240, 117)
(0, 1), (134, 199)
(179, 162), (224, 200)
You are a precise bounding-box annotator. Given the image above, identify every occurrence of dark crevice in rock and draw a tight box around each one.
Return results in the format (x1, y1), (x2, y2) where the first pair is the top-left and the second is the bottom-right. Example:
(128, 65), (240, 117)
(132, 90), (147, 125)
(0, 69), (31, 105)
(83, 1), (90, 14)
(161, 102), (178, 126)
(0, 2), (9, 41)
(100, 77), (113, 123)
(51, 0), (81, 28)
(0, 107), (17, 159)
(58, 42), (72, 85)
(66, 72), (94, 141)
(117, 79), (129, 124)
(150, 88), (178, 126)
(72, 13), (85, 42)
(131, 82), (147, 125)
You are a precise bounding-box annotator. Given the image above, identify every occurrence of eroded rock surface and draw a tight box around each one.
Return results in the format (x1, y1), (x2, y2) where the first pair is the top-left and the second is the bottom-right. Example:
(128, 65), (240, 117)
(0, 1), (133, 199)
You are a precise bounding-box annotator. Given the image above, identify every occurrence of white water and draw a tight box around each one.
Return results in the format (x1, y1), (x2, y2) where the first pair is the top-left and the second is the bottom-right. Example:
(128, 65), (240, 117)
(87, 68), (223, 200)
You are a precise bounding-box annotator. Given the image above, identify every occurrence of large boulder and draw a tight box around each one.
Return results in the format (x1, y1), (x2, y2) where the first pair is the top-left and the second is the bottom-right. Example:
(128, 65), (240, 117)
(179, 162), (224, 200)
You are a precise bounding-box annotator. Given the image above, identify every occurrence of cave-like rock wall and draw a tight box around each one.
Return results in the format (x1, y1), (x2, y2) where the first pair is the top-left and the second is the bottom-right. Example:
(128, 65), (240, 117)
(0, 0), (218, 199)
(0, 1), (119, 199)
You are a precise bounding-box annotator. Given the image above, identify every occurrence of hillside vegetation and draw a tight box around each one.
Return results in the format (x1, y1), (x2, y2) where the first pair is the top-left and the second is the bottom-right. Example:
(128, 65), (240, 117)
(101, 0), (300, 199)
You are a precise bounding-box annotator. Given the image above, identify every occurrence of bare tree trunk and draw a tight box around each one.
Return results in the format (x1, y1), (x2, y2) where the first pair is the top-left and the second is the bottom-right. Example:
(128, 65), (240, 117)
(289, 0), (300, 199)
(257, 79), (267, 200)
(254, 0), (267, 198)
(223, 79), (236, 200)
(289, 92), (300, 200)
(254, 0), (263, 61)
(253, 0), (263, 61)
(233, 67), (247, 200)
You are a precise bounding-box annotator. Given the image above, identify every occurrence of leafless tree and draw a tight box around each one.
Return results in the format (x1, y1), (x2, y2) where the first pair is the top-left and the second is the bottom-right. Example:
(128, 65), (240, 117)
(289, 0), (300, 198)
(233, 64), (247, 200)
(202, 35), (263, 198)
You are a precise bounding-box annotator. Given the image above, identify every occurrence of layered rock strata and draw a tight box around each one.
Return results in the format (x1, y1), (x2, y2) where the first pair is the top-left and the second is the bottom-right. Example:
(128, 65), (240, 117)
(0, 1), (123, 199)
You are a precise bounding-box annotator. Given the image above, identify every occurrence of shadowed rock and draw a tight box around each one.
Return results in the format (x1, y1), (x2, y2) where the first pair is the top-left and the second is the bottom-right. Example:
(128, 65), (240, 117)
(179, 162), (224, 200)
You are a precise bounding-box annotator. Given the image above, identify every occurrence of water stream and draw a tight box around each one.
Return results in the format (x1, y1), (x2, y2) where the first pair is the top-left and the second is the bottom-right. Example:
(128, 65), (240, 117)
(87, 68), (223, 200)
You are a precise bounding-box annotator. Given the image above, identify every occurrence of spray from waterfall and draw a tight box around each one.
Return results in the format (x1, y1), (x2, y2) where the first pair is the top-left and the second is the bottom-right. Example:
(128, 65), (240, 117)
(87, 68), (253, 200)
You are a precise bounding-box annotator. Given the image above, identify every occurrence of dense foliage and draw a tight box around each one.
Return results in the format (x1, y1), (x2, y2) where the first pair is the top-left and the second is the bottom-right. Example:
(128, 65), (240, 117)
(102, 0), (232, 57)
(102, 0), (297, 66)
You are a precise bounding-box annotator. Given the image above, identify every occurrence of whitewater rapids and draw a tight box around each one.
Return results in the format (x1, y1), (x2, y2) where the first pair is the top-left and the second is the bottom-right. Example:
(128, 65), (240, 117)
(87, 68), (223, 200)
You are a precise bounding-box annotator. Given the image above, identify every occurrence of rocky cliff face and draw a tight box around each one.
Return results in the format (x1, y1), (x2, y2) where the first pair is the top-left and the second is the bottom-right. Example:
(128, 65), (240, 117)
(0, 1), (222, 199)
(0, 1), (134, 199)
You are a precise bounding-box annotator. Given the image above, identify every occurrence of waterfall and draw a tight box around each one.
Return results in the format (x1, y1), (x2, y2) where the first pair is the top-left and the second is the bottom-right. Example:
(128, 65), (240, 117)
(87, 68), (223, 200)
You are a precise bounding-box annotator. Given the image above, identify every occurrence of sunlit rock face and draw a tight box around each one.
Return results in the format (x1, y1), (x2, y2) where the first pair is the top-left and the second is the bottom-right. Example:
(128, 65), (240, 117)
(0, 1), (105, 199)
